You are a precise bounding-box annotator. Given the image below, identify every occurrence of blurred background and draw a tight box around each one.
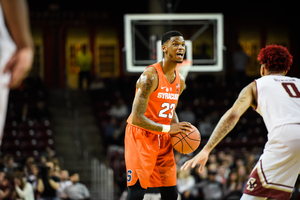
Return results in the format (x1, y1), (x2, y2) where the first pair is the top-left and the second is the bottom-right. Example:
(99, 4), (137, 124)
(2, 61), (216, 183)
(1, 0), (299, 200)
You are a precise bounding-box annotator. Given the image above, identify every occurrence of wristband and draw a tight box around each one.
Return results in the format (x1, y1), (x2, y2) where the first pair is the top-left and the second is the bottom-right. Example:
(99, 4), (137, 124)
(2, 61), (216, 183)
(162, 125), (171, 133)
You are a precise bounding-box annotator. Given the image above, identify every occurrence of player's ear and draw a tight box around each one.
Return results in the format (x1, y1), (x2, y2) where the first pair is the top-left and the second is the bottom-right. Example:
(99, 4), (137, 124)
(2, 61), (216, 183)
(282, 70), (288, 76)
(162, 45), (167, 53)
(260, 64), (266, 77)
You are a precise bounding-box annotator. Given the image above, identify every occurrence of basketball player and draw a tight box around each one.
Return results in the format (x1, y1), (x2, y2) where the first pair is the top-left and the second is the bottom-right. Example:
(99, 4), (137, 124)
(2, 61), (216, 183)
(181, 44), (300, 200)
(0, 0), (34, 147)
(125, 30), (192, 200)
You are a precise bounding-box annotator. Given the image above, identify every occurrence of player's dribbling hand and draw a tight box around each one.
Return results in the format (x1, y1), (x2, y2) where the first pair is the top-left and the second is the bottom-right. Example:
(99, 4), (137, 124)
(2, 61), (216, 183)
(169, 122), (192, 135)
(3, 48), (34, 89)
(180, 149), (209, 172)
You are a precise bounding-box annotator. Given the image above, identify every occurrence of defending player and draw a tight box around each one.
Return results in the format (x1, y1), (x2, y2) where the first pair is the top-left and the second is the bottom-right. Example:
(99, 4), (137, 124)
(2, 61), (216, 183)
(125, 30), (192, 200)
(181, 44), (300, 200)
(0, 0), (34, 148)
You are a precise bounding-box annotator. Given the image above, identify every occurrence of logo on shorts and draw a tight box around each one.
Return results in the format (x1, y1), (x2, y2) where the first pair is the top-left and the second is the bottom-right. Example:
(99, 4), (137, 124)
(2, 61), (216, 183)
(127, 170), (132, 182)
(247, 178), (257, 191)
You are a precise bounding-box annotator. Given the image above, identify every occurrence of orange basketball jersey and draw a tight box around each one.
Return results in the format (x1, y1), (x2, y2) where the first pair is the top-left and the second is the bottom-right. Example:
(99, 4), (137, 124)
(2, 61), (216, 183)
(127, 62), (181, 134)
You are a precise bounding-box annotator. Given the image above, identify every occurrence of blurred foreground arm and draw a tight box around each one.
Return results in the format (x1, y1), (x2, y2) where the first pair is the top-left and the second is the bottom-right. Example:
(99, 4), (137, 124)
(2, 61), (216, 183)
(1, 0), (34, 88)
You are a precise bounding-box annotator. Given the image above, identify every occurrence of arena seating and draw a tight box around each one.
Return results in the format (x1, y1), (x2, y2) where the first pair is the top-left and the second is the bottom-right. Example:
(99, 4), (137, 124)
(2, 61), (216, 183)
(1, 77), (54, 163)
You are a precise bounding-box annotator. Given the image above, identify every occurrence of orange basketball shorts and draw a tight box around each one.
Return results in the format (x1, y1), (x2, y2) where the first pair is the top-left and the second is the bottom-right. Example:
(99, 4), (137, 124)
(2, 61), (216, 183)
(124, 123), (177, 189)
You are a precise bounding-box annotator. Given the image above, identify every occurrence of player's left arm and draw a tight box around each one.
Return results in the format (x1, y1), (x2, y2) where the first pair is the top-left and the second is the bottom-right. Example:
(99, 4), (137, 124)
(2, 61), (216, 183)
(171, 112), (179, 124)
(178, 73), (186, 95)
(171, 72), (186, 124)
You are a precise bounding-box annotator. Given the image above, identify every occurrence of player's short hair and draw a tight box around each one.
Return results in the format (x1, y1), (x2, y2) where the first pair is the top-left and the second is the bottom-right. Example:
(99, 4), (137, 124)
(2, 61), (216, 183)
(161, 30), (183, 45)
(257, 44), (293, 72)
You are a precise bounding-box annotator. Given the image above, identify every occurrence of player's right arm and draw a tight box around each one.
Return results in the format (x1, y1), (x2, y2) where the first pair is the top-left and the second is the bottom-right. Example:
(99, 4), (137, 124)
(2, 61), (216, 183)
(181, 81), (257, 172)
(131, 67), (191, 134)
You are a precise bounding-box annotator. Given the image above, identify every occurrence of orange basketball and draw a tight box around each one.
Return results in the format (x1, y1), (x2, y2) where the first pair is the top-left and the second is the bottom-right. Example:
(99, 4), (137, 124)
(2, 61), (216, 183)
(171, 125), (201, 154)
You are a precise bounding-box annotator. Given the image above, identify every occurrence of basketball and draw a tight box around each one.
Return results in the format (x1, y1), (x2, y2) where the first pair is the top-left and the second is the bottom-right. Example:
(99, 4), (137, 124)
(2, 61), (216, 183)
(171, 125), (201, 154)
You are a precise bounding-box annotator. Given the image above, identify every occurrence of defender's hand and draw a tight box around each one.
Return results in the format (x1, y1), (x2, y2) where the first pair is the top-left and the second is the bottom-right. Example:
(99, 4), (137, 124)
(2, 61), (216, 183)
(169, 122), (192, 135)
(3, 48), (33, 89)
(180, 149), (210, 172)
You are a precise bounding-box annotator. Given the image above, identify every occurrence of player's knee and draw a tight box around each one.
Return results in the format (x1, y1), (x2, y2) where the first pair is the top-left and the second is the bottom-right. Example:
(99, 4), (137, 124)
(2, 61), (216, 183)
(161, 192), (178, 200)
(126, 190), (145, 200)
(159, 186), (178, 200)
(126, 180), (146, 200)
(168, 192), (178, 200)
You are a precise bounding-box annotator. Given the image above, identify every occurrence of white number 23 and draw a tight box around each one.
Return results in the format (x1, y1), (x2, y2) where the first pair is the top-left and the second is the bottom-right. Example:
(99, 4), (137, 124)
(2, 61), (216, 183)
(158, 103), (175, 119)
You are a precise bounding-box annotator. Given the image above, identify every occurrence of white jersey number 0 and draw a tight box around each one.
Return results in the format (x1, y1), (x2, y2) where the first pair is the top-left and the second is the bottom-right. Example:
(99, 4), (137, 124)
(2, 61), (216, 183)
(282, 82), (300, 98)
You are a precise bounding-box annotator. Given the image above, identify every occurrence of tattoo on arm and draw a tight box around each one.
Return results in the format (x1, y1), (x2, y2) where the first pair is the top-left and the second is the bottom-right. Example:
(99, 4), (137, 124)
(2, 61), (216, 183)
(206, 117), (236, 149)
(139, 74), (153, 98)
(237, 96), (246, 103)
(236, 86), (252, 107)
(206, 85), (252, 151)
(131, 74), (162, 132)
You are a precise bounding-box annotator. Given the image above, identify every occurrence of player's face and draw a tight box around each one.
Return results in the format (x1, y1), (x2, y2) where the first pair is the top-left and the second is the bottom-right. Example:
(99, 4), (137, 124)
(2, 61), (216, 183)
(165, 36), (186, 63)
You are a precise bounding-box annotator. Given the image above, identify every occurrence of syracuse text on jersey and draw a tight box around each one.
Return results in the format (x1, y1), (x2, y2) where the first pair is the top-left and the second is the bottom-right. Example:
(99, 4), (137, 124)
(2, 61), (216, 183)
(157, 92), (179, 100)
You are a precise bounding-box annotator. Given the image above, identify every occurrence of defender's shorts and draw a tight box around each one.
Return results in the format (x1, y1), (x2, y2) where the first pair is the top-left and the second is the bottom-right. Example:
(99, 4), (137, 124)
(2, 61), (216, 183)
(124, 123), (177, 189)
(242, 124), (300, 200)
